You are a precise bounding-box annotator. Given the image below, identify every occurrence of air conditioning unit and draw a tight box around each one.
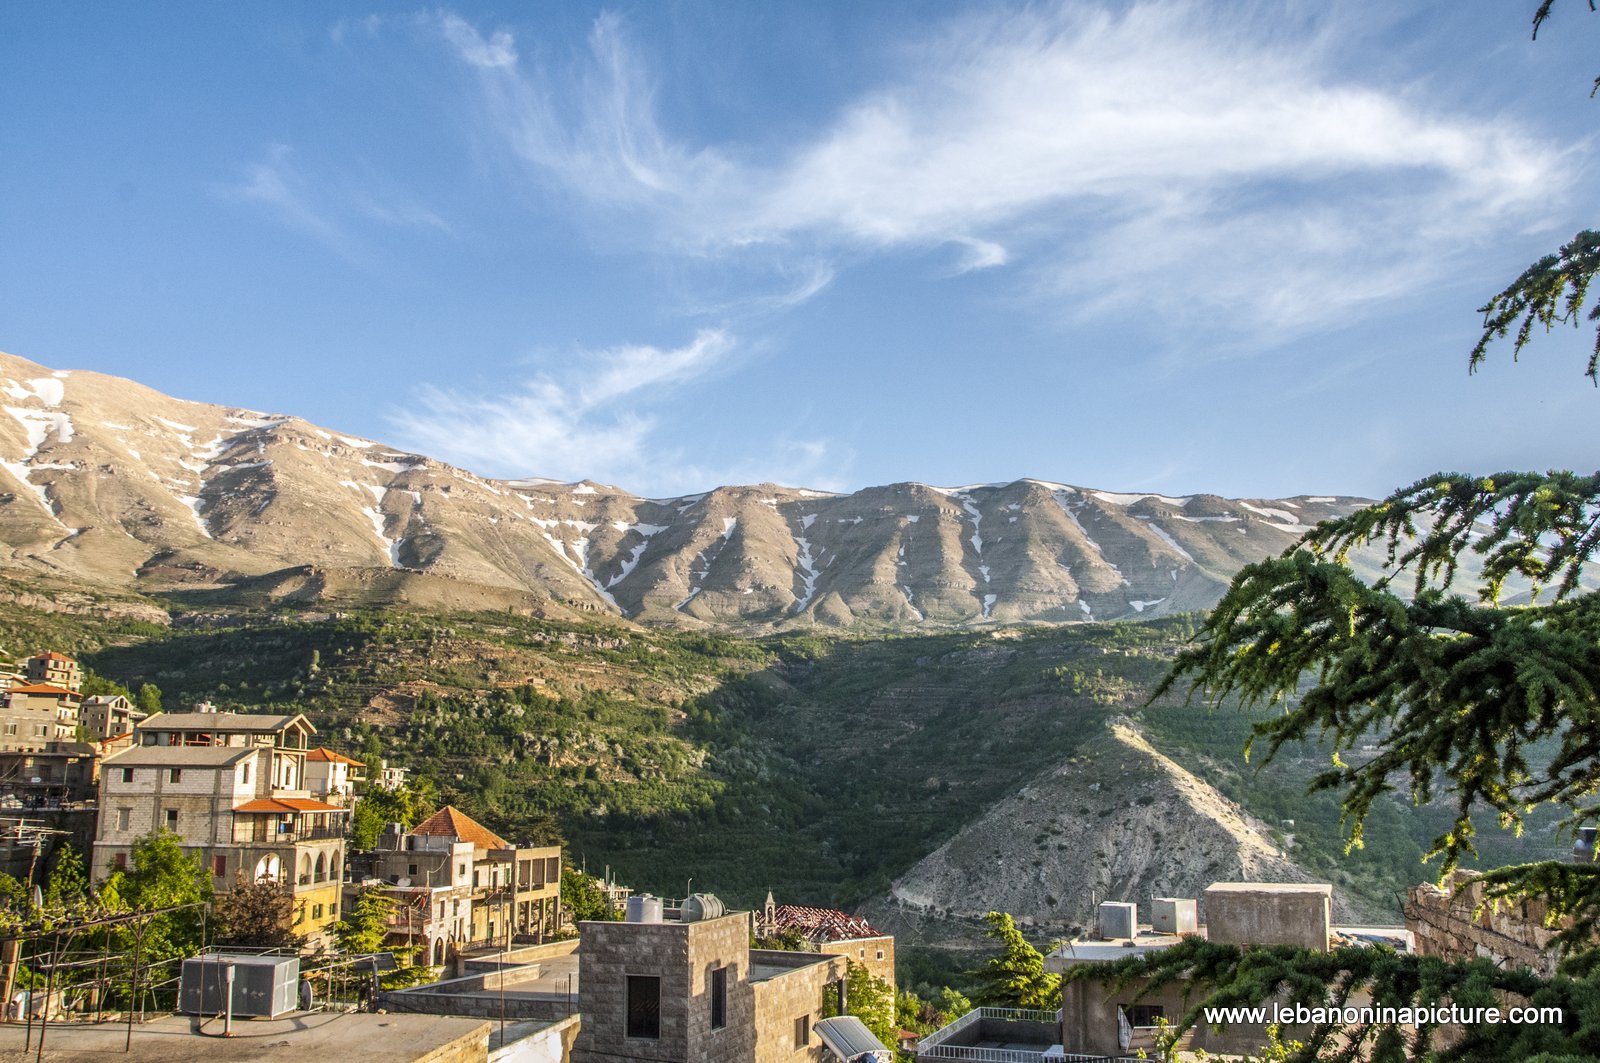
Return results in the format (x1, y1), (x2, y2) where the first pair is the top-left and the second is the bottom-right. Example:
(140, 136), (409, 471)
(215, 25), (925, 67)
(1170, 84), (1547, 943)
(180, 954), (300, 1019)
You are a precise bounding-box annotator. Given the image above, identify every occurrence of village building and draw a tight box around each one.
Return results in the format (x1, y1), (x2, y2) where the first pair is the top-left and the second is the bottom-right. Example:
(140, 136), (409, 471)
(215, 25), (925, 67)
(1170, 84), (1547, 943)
(79, 693), (146, 740)
(91, 709), (348, 947)
(757, 893), (896, 990)
(0, 683), (82, 751)
(25, 651), (81, 691)
(356, 805), (561, 965)
(304, 746), (365, 805)
(574, 896), (859, 1063)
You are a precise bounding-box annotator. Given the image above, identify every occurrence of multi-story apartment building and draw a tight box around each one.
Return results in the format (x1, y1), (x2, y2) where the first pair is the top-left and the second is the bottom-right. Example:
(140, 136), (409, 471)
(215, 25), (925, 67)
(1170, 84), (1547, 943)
(91, 710), (348, 947)
(359, 806), (561, 964)
(25, 652), (80, 692)
(79, 694), (146, 740)
(0, 684), (82, 751)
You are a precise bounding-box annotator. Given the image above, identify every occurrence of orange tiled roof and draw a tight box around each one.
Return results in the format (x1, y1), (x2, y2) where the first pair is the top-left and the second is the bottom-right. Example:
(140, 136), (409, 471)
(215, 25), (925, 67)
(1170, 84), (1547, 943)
(306, 747), (365, 766)
(33, 652), (74, 662)
(9, 684), (81, 697)
(410, 806), (509, 850)
(233, 797), (346, 814)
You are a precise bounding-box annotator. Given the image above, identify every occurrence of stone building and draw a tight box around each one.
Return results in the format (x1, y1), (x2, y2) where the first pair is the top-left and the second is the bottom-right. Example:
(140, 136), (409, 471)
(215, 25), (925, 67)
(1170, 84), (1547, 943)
(757, 893), (896, 990)
(574, 901), (851, 1063)
(1040, 882), (1412, 1059)
(79, 694), (146, 740)
(91, 710), (348, 947)
(24, 651), (80, 691)
(0, 742), (98, 805)
(0, 683), (82, 751)
(358, 806), (561, 965)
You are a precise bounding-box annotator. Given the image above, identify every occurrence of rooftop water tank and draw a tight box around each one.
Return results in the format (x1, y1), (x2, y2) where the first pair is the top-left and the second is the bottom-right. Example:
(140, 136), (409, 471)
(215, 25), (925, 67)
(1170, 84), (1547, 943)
(1098, 901), (1137, 941)
(1151, 897), (1198, 935)
(180, 954), (299, 1019)
(680, 893), (725, 923)
(626, 894), (664, 923)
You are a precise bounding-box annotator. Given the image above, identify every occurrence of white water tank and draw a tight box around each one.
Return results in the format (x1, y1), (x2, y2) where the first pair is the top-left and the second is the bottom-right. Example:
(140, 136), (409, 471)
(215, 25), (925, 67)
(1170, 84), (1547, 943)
(626, 894), (664, 923)
(1098, 901), (1137, 940)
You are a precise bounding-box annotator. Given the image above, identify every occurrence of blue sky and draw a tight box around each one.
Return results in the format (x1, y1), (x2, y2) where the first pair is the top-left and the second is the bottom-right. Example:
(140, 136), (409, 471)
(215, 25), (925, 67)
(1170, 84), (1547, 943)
(3, 1), (1597, 498)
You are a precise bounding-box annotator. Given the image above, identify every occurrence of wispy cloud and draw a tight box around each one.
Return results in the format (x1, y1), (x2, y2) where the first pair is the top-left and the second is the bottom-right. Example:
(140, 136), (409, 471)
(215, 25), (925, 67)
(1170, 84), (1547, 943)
(215, 144), (453, 256)
(426, 3), (1573, 340)
(386, 328), (849, 494)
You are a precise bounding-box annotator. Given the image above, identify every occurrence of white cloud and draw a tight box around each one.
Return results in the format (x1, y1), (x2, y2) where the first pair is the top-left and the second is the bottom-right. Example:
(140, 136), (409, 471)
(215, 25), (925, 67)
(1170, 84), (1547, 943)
(387, 328), (846, 494)
(216, 145), (454, 255)
(426, 2), (1574, 340)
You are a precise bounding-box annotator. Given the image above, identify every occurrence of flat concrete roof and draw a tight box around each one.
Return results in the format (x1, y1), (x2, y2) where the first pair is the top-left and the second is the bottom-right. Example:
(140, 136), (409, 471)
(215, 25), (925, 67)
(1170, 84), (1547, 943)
(0, 1011), (489, 1063)
(1048, 931), (1189, 966)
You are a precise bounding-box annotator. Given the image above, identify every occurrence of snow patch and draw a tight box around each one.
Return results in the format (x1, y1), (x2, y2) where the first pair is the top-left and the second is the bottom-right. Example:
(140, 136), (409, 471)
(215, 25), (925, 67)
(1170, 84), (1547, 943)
(1129, 598), (1166, 613)
(336, 435), (375, 449)
(1304, 496), (1336, 503)
(982, 593), (998, 618)
(175, 495), (210, 538)
(1239, 502), (1302, 523)
(5, 407), (73, 450)
(1138, 519), (1194, 562)
(1092, 490), (1190, 507)
(25, 378), (64, 407)
(572, 483), (598, 495)
(0, 461), (55, 516)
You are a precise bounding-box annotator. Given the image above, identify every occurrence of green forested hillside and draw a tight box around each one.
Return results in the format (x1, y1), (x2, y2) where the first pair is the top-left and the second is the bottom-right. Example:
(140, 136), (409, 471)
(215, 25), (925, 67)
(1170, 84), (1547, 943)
(0, 585), (1538, 920)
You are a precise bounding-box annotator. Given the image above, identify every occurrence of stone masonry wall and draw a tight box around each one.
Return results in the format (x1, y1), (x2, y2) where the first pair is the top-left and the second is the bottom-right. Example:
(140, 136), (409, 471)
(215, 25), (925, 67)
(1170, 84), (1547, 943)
(751, 953), (847, 1063)
(1405, 872), (1567, 978)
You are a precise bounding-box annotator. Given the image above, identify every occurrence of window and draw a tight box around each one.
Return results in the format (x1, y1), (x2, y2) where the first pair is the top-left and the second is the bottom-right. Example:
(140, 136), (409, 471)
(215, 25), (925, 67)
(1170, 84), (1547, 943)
(858, 948), (865, 958)
(312, 903), (323, 920)
(212, 855), (226, 877)
(241, 763), (251, 785)
(3, 724), (14, 736)
(876, 949), (885, 960)
(120, 767), (133, 783)
(116, 808), (130, 831)
(545, 856), (559, 880)
(169, 768), (182, 783)
(458, 863), (466, 879)
(626, 976), (660, 1039)
(1127, 1004), (1165, 1029)
(113, 853), (127, 870)
(473, 870), (481, 887)
(408, 863), (418, 877)
(711, 967), (727, 1029)
(794, 1015), (810, 1048)
(164, 808), (178, 828)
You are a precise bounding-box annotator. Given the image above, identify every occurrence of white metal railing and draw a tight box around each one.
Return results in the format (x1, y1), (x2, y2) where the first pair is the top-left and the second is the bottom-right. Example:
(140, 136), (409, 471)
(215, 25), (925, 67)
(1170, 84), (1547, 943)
(918, 1007), (1065, 1062)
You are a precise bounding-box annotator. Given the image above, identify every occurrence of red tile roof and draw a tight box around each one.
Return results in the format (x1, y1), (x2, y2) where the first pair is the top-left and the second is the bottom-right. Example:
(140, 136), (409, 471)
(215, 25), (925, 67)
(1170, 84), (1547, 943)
(769, 904), (883, 942)
(9, 684), (81, 697)
(32, 652), (74, 662)
(306, 747), (365, 766)
(233, 797), (346, 814)
(410, 806), (509, 850)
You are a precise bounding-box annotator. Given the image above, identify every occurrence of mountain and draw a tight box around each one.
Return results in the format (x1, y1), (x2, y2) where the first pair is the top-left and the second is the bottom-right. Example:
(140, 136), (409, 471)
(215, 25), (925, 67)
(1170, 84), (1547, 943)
(0, 350), (1365, 629)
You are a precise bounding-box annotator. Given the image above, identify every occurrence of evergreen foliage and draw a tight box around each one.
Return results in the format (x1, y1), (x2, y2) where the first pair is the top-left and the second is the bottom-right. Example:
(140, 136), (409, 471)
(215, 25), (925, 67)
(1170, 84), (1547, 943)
(98, 831), (212, 963)
(560, 868), (615, 924)
(829, 960), (897, 1049)
(333, 886), (393, 955)
(968, 911), (1059, 1009)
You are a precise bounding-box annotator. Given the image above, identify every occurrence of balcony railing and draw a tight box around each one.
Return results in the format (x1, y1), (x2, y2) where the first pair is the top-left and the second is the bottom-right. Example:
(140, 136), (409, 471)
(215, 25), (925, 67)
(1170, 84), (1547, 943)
(918, 1008), (1082, 1063)
(233, 823), (347, 843)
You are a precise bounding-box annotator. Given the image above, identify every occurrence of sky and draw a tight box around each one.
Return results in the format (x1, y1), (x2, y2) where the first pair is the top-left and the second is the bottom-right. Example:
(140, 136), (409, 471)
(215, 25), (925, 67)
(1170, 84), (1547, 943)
(2, 1), (1597, 499)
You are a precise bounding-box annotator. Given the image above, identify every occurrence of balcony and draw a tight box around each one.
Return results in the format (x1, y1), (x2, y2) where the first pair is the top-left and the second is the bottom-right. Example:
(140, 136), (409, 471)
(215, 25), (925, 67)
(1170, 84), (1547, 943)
(233, 822), (347, 843)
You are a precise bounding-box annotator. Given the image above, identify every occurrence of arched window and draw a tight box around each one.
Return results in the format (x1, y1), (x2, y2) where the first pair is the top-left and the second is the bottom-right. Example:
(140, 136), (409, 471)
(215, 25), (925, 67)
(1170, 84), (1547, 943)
(255, 854), (281, 882)
(299, 852), (312, 885)
(314, 852), (326, 883)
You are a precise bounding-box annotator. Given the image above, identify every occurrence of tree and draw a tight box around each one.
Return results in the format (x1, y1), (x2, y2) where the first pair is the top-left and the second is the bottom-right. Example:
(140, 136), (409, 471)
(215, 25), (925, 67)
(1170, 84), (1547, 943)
(348, 782), (437, 851)
(98, 831), (212, 964)
(824, 960), (897, 1049)
(213, 872), (300, 951)
(1076, 13), (1600, 1059)
(135, 682), (162, 716)
(968, 911), (1059, 1010)
(333, 886), (393, 956)
(560, 867), (615, 924)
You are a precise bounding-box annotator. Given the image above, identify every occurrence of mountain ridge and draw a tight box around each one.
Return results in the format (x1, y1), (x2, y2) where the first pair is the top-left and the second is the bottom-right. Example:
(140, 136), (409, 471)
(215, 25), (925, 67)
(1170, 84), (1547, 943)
(0, 350), (1366, 630)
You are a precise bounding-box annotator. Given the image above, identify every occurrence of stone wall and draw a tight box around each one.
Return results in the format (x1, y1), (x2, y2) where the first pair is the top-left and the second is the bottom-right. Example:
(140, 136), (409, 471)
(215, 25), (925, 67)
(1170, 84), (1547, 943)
(1405, 872), (1566, 978)
(816, 935), (894, 992)
(750, 951), (847, 1063)
(1205, 882), (1331, 951)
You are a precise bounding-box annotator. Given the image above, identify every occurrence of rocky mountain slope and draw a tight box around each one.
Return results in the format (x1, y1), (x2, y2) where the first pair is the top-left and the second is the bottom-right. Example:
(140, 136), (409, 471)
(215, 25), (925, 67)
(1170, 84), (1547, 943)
(862, 720), (1382, 946)
(0, 350), (1365, 629)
